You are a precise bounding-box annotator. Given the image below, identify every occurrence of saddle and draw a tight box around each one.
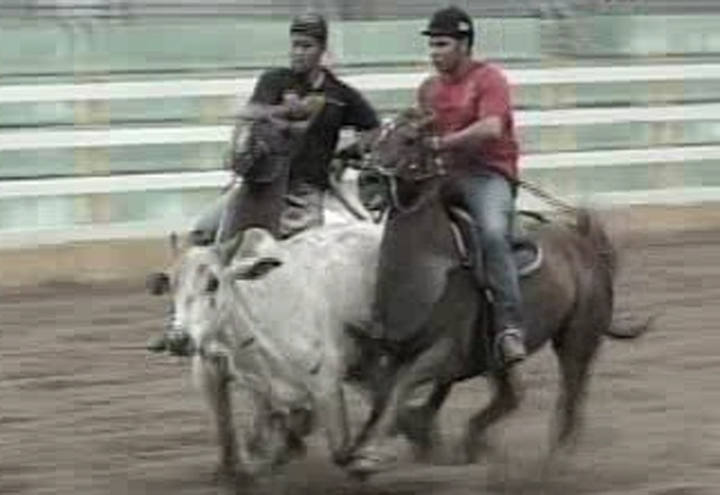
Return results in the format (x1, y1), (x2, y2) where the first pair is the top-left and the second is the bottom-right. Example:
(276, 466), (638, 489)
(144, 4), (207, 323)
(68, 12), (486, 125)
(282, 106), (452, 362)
(446, 207), (544, 279)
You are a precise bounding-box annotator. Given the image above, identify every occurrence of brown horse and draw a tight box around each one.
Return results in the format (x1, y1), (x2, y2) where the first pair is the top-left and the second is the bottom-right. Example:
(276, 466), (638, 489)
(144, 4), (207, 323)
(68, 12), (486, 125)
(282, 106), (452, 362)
(345, 108), (647, 476)
(187, 117), (302, 247)
(188, 115), (368, 247)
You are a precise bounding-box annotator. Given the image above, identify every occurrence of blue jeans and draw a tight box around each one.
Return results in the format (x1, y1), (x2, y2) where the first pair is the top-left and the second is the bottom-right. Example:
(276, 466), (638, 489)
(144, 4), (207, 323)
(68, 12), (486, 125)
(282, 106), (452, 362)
(444, 171), (524, 331)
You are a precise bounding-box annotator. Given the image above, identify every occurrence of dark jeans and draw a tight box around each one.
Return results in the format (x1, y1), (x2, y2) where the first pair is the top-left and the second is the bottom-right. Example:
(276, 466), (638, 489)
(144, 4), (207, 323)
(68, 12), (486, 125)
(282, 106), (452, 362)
(444, 170), (524, 331)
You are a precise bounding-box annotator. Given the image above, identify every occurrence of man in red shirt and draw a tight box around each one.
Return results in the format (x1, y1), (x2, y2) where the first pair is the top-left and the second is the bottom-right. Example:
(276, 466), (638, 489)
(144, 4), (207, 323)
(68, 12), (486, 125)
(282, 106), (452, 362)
(418, 6), (526, 366)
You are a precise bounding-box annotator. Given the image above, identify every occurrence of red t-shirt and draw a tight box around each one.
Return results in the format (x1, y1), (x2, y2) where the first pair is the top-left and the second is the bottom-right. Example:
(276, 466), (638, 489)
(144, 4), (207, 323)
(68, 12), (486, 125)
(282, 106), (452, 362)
(418, 61), (519, 180)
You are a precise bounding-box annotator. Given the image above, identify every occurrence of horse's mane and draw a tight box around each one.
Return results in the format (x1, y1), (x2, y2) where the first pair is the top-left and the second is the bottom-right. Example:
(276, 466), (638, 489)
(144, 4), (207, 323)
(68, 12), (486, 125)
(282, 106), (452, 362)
(391, 107), (435, 129)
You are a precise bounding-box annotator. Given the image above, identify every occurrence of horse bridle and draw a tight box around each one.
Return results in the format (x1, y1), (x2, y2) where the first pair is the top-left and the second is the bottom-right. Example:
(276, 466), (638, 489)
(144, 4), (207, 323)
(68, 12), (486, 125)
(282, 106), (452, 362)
(369, 120), (448, 214)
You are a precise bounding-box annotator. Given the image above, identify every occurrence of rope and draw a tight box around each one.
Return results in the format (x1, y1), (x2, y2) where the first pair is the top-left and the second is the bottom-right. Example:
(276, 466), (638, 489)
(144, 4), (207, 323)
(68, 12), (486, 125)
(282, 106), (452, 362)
(515, 178), (578, 215)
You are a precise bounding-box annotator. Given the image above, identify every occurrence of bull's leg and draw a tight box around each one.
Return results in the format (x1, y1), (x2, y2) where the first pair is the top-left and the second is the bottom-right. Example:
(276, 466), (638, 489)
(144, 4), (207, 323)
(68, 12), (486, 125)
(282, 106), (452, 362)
(194, 357), (241, 479)
(314, 378), (353, 467)
(244, 393), (288, 465)
(463, 368), (523, 464)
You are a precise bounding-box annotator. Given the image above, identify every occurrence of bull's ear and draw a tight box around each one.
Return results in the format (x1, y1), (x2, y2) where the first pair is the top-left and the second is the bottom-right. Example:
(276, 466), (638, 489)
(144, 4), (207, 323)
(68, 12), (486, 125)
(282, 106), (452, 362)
(146, 272), (170, 295)
(229, 256), (283, 280)
(226, 228), (284, 280)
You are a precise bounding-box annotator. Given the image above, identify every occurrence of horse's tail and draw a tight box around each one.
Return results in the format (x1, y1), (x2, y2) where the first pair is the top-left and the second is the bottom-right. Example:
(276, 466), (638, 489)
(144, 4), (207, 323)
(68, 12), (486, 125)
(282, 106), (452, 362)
(604, 312), (657, 340)
(575, 208), (617, 278)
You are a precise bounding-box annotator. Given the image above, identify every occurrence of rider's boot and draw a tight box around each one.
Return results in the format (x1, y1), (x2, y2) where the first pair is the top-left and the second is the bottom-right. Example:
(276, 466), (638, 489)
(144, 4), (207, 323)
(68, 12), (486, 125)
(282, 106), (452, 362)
(495, 325), (527, 366)
(469, 250), (527, 367)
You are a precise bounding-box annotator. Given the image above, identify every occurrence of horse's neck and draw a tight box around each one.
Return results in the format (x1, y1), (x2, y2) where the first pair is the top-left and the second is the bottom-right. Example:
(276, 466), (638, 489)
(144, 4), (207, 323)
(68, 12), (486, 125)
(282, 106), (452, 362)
(391, 178), (443, 218)
(384, 180), (455, 261)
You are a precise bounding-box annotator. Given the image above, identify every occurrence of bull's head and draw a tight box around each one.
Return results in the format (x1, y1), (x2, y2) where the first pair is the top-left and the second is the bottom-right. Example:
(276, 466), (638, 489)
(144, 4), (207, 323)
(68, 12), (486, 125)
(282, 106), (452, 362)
(148, 229), (313, 469)
(147, 229), (284, 356)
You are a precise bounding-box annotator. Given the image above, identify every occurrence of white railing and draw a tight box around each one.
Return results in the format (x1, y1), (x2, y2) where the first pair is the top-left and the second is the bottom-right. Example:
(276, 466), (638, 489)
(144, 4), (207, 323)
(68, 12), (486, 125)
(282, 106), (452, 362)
(3, 64), (720, 103)
(4, 103), (720, 151)
(1, 63), (719, 245)
(1, 145), (719, 200)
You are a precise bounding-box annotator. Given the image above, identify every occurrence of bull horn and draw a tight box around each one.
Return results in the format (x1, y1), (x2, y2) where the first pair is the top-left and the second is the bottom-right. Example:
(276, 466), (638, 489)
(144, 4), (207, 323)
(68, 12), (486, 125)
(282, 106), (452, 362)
(236, 228), (279, 261)
(216, 231), (245, 267)
(169, 231), (180, 259)
(329, 168), (371, 221)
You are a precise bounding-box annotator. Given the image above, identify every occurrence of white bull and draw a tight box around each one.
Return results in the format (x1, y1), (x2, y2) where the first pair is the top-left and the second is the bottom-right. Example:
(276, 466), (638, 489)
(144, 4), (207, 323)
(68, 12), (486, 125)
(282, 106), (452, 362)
(155, 222), (383, 479)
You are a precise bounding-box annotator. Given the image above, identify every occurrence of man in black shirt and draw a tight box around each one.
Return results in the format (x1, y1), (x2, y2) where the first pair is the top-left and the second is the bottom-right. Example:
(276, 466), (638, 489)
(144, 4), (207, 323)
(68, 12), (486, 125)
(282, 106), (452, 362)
(148, 13), (380, 353)
(192, 12), (381, 243)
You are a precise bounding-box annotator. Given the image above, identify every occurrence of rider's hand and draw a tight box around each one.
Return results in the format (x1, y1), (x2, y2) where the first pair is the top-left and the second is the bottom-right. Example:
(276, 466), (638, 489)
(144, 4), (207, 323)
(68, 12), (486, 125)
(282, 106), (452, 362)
(282, 93), (322, 121)
(336, 142), (363, 162)
(422, 135), (445, 152)
(302, 94), (325, 114)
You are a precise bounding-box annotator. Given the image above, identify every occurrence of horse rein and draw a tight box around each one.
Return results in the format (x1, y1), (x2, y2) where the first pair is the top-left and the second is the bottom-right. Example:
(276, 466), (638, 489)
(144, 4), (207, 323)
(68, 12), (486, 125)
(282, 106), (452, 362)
(367, 120), (450, 215)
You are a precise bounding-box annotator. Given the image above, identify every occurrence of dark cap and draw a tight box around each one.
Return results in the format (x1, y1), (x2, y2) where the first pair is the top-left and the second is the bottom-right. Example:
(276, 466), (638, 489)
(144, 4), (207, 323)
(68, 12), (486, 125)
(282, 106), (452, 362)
(290, 13), (328, 44)
(421, 6), (474, 40)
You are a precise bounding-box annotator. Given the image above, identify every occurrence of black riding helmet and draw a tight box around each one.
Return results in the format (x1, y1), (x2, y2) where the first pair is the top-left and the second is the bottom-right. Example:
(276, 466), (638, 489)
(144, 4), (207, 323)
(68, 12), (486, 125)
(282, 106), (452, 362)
(290, 13), (328, 46)
(421, 6), (475, 48)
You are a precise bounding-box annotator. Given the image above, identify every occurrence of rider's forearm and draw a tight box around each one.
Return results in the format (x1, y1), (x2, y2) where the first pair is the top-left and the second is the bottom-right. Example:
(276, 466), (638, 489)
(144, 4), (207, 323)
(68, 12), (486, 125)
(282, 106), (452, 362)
(237, 102), (289, 121)
(439, 116), (502, 151)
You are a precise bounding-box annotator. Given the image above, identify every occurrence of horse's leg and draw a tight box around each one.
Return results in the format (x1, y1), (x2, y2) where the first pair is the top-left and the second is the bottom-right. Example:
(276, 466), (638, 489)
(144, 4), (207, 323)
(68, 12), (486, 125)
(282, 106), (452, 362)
(350, 377), (394, 453)
(550, 268), (612, 452)
(347, 337), (455, 475)
(347, 365), (451, 462)
(395, 381), (453, 462)
(550, 319), (603, 452)
(463, 368), (524, 464)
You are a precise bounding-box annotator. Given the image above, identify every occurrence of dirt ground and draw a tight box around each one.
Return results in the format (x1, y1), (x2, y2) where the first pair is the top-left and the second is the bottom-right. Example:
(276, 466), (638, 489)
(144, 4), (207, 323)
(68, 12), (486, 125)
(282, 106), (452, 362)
(1, 227), (719, 495)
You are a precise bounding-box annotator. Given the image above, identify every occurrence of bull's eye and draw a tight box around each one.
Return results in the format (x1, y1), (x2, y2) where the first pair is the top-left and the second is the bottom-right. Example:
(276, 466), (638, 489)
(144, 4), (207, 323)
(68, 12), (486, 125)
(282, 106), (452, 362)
(206, 275), (219, 294)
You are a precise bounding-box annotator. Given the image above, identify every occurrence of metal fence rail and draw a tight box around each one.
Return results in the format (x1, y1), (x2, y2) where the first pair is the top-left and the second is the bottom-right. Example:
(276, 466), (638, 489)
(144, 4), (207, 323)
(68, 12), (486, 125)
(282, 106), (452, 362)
(4, 64), (720, 103)
(3, 104), (720, 151)
(1, 63), (719, 246)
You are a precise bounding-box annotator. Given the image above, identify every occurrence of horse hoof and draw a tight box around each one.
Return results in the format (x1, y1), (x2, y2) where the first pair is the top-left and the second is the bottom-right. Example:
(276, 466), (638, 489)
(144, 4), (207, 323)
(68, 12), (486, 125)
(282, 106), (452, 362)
(345, 456), (386, 478)
(460, 436), (494, 465)
(348, 469), (371, 483)
(213, 466), (253, 487)
(344, 444), (399, 478)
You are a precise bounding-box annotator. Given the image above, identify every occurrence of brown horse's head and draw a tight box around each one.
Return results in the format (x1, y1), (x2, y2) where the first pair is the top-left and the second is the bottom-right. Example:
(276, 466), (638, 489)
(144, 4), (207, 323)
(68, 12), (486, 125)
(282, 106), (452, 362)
(370, 108), (444, 182)
(232, 117), (304, 183)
